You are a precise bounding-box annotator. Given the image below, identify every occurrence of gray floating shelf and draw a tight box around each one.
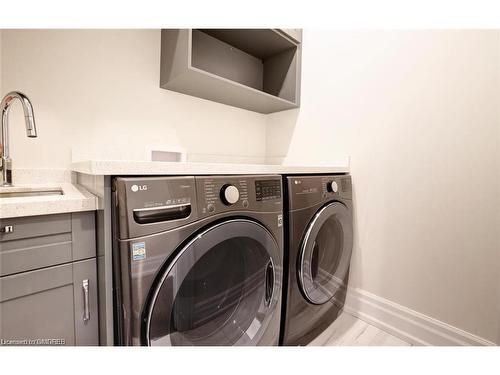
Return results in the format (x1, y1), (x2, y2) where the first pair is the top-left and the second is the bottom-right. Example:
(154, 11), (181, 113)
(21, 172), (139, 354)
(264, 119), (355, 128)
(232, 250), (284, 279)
(160, 29), (302, 114)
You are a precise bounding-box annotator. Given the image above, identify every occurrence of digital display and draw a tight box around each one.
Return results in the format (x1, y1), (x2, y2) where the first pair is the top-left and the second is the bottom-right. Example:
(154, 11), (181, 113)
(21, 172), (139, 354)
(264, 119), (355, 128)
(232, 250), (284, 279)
(255, 180), (281, 201)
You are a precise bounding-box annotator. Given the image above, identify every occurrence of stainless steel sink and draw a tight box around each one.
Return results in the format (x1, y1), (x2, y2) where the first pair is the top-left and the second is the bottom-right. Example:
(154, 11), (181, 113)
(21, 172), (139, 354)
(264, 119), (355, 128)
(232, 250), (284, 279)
(0, 187), (64, 198)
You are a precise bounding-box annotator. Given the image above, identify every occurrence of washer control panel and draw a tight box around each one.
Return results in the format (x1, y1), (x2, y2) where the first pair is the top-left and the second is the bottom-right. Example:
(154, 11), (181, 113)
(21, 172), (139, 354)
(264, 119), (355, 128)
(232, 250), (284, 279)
(196, 175), (282, 217)
(255, 179), (282, 202)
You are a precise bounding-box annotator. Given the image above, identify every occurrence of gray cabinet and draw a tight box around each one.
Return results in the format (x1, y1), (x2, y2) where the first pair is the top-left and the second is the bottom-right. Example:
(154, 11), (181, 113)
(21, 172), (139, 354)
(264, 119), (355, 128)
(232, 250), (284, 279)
(0, 212), (98, 346)
(279, 29), (302, 43)
(160, 29), (302, 114)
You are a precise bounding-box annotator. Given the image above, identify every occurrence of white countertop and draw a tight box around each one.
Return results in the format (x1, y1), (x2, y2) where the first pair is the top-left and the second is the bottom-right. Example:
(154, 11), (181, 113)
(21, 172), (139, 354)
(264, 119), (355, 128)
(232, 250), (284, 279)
(0, 182), (97, 219)
(71, 160), (350, 176)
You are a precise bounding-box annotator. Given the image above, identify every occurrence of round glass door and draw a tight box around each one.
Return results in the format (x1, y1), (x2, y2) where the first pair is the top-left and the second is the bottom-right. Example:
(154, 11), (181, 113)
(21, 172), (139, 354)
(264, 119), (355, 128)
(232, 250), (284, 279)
(298, 202), (353, 305)
(145, 219), (280, 346)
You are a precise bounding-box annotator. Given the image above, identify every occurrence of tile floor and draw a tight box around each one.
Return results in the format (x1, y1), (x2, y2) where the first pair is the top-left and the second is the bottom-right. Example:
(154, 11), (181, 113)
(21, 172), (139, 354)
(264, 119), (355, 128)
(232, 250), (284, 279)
(310, 311), (411, 346)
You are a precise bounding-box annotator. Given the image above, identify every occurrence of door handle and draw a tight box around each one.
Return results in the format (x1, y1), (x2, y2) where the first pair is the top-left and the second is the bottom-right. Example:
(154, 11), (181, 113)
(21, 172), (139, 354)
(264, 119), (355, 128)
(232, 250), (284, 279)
(82, 279), (90, 323)
(133, 203), (191, 224)
(311, 241), (319, 281)
(265, 260), (274, 306)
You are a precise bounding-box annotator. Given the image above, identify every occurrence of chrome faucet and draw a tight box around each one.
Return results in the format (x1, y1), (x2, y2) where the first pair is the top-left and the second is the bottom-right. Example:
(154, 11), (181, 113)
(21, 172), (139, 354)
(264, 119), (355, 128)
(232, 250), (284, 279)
(0, 92), (37, 186)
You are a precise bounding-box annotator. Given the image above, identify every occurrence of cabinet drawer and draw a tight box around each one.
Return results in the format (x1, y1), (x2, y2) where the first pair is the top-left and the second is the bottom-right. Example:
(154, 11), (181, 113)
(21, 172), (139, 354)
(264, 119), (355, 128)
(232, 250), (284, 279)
(0, 259), (99, 346)
(0, 213), (71, 242)
(0, 212), (96, 276)
(0, 233), (72, 276)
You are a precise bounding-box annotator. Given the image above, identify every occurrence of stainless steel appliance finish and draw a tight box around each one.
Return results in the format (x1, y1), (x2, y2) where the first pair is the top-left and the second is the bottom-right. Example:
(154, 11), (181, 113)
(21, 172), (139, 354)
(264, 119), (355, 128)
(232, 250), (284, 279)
(0, 91), (37, 186)
(280, 174), (353, 346)
(113, 175), (284, 346)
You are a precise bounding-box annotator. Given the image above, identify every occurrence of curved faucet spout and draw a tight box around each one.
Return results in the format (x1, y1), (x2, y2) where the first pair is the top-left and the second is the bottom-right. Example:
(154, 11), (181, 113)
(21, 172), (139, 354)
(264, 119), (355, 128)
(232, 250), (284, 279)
(0, 91), (38, 186)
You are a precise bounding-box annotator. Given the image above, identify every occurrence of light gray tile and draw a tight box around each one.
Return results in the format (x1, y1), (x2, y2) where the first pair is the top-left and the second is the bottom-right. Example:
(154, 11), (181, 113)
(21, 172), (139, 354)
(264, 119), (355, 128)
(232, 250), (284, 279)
(309, 312), (359, 346)
(311, 311), (411, 346)
(351, 324), (385, 346)
(370, 331), (411, 346)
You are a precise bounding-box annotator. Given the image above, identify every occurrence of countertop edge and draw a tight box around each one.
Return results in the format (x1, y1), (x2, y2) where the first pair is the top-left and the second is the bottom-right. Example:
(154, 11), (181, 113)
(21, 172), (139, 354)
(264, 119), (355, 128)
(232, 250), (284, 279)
(71, 160), (350, 176)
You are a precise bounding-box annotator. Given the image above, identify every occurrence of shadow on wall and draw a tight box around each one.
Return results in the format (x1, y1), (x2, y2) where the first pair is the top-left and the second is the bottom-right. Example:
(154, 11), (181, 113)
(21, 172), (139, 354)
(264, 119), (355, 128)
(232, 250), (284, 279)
(264, 104), (351, 167)
(347, 182), (363, 292)
(265, 108), (299, 164)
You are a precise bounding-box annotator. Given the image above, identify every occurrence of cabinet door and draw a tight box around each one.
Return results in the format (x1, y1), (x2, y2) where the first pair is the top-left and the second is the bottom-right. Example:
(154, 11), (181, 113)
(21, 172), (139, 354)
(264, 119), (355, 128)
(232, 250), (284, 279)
(0, 259), (99, 346)
(73, 258), (99, 345)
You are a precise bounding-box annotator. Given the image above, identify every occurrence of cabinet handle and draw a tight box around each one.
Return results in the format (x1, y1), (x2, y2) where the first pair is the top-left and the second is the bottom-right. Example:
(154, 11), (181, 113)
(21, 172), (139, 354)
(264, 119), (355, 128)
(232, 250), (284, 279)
(0, 225), (14, 234)
(82, 279), (90, 322)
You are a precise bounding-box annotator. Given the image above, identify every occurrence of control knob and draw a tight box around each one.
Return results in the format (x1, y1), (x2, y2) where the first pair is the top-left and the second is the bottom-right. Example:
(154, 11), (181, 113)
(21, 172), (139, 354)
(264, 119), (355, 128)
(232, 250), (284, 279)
(220, 184), (240, 205)
(327, 180), (339, 193)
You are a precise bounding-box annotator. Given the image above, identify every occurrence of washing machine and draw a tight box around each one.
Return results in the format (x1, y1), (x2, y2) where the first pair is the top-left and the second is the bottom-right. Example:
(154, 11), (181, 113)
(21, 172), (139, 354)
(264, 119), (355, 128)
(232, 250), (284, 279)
(112, 175), (283, 346)
(280, 174), (353, 346)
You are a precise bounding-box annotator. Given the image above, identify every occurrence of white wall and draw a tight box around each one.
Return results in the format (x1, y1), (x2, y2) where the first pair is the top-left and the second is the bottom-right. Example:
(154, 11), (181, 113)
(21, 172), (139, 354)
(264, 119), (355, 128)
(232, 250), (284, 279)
(1, 30), (268, 169)
(268, 30), (500, 343)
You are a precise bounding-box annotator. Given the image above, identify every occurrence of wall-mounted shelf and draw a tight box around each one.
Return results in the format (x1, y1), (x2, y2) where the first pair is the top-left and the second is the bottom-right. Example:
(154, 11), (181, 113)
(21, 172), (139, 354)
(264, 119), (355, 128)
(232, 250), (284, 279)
(160, 29), (302, 114)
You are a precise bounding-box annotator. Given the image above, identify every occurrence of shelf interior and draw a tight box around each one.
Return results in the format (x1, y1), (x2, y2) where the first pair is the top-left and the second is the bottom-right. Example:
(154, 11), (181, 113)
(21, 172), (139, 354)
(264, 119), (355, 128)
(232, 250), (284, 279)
(191, 29), (299, 104)
(198, 29), (297, 59)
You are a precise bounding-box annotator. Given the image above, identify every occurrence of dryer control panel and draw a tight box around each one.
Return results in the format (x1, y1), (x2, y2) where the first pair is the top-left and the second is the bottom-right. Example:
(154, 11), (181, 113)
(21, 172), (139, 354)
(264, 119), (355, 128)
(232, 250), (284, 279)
(321, 175), (352, 199)
(287, 174), (352, 210)
(196, 175), (282, 218)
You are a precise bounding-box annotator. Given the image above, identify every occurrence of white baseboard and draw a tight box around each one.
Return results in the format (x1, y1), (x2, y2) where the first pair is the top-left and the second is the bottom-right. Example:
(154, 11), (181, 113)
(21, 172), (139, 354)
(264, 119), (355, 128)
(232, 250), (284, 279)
(341, 287), (496, 346)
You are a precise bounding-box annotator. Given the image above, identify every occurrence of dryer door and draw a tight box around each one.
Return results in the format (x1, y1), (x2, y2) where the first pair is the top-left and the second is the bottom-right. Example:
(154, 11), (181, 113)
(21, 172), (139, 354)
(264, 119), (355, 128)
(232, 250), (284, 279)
(298, 202), (353, 305)
(144, 219), (281, 346)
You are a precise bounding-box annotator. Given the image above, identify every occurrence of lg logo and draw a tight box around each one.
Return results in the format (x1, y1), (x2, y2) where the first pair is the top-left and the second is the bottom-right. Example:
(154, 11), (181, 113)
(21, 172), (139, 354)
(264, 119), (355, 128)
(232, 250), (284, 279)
(131, 184), (148, 192)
